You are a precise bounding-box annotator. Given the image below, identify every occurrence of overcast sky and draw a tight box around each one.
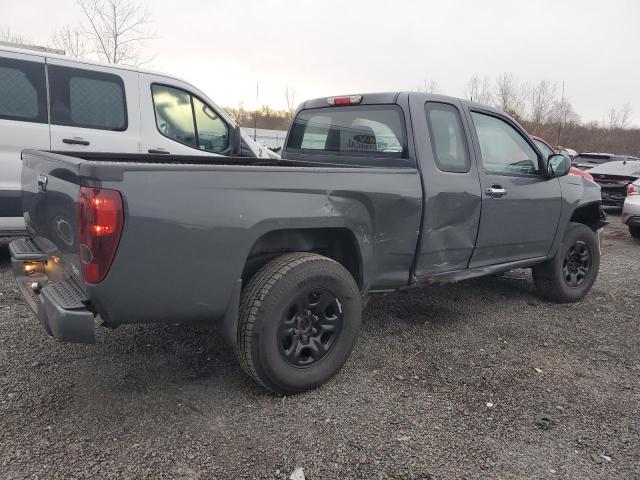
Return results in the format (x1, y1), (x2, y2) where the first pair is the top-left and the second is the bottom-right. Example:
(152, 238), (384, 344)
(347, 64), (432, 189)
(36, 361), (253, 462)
(4, 0), (640, 125)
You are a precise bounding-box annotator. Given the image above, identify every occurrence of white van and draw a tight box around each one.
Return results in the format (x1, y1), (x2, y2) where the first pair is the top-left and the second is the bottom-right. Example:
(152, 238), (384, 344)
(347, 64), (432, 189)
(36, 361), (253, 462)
(0, 43), (273, 236)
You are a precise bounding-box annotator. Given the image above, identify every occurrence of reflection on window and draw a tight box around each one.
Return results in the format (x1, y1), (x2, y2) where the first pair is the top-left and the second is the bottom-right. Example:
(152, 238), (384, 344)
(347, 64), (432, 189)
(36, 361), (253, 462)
(533, 139), (553, 159)
(193, 96), (228, 152)
(426, 103), (469, 172)
(152, 85), (228, 153)
(471, 112), (538, 175)
(288, 106), (406, 158)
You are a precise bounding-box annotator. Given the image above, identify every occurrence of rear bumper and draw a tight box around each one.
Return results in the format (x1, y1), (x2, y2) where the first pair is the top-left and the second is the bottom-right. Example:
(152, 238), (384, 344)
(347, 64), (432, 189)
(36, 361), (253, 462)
(10, 239), (95, 344)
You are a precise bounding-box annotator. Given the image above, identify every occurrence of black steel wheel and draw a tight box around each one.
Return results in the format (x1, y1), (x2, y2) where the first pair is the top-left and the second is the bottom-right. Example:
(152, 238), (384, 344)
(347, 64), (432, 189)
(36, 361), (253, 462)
(278, 288), (343, 367)
(533, 222), (600, 303)
(236, 253), (361, 394)
(561, 240), (592, 288)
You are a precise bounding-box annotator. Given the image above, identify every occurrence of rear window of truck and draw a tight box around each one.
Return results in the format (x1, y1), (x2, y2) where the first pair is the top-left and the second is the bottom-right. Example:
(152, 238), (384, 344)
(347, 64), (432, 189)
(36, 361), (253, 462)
(286, 105), (407, 158)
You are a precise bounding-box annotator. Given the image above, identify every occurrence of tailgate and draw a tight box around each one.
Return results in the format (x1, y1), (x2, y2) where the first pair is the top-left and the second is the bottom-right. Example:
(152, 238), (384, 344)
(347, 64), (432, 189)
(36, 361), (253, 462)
(21, 150), (84, 281)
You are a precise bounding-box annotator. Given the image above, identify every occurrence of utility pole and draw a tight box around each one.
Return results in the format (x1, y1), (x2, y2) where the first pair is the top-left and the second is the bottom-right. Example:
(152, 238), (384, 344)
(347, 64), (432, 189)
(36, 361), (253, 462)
(254, 81), (259, 141)
(556, 80), (565, 147)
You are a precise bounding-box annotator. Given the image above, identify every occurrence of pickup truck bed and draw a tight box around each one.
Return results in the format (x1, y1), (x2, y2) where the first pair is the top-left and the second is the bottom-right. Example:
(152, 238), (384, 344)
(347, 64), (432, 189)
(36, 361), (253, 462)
(15, 149), (422, 342)
(11, 92), (605, 394)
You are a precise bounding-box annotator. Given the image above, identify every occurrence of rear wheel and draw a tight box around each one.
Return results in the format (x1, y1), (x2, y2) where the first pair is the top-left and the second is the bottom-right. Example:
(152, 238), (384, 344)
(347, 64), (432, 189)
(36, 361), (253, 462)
(236, 252), (361, 394)
(629, 226), (640, 239)
(533, 222), (600, 303)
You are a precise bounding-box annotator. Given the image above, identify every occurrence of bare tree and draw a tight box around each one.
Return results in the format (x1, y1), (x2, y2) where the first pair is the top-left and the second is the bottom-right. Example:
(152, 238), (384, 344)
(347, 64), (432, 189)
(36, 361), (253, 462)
(607, 103), (633, 129)
(284, 85), (297, 118)
(52, 26), (89, 58)
(493, 73), (527, 119)
(464, 75), (492, 104)
(77, 0), (155, 64)
(416, 78), (440, 94)
(0, 27), (29, 44)
(529, 79), (558, 126)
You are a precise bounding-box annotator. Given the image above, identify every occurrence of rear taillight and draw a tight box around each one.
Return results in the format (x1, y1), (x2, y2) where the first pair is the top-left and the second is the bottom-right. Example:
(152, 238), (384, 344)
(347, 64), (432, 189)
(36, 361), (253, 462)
(78, 186), (124, 284)
(627, 183), (640, 195)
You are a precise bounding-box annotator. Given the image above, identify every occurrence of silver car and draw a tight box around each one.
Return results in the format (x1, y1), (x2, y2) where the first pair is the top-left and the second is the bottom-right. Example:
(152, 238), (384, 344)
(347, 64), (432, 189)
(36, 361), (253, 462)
(622, 178), (640, 238)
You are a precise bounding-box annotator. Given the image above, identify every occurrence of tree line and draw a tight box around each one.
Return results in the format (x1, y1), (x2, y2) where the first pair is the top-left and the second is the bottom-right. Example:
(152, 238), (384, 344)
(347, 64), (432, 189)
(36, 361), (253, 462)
(230, 75), (639, 156)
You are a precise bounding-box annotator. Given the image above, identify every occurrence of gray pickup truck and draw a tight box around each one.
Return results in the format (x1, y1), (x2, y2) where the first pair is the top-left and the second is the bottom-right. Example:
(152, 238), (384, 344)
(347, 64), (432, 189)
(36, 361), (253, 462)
(10, 92), (605, 394)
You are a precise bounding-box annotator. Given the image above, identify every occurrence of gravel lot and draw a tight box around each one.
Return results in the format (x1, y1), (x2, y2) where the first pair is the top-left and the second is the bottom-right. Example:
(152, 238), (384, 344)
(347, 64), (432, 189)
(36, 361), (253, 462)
(1, 212), (638, 480)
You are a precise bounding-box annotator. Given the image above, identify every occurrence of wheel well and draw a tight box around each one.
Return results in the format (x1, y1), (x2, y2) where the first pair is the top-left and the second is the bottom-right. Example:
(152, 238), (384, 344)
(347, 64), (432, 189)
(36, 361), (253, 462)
(243, 228), (362, 288)
(570, 202), (603, 231)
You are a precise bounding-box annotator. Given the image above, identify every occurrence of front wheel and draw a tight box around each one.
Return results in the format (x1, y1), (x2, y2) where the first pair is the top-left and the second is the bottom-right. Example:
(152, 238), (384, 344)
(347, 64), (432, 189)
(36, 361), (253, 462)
(629, 226), (640, 239)
(533, 222), (600, 303)
(236, 253), (362, 394)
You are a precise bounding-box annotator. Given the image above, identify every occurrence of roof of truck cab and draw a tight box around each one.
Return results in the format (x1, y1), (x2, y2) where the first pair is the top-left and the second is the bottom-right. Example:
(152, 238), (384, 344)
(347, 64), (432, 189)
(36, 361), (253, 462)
(0, 44), (196, 86)
(299, 91), (502, 115)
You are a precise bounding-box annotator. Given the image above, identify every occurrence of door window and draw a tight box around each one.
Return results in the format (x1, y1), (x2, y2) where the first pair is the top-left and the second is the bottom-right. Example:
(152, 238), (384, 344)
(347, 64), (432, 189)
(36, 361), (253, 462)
(425, 102), (469, 172)
(533, 139), (554, 159)
(151, 84), (228, 153)
(49, 65), (127, 131)
(0, 57), (47, 123)
(471, 112), (539, 175)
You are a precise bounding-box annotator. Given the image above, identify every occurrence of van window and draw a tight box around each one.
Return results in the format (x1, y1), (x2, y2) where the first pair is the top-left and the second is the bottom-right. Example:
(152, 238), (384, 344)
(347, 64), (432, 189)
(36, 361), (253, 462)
(49, 65), (127, 131)
(425, 102), (469, 173)
(152, 84), (228, 153)
(0, 57), (47, 123)
(287, 105), (406, 158)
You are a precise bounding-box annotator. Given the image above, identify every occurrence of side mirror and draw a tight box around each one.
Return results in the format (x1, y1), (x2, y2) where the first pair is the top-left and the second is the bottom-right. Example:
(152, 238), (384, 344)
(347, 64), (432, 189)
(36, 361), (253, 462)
(230, 124), (242, 156)
(547, 154), (571, 178)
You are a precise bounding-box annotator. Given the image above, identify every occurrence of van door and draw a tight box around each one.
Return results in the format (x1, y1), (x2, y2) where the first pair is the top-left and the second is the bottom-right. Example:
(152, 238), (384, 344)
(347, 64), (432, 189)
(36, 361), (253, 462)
(138, 72), (232, 156)
(47, 58), (139, 152)
(0, 50), (50, 233)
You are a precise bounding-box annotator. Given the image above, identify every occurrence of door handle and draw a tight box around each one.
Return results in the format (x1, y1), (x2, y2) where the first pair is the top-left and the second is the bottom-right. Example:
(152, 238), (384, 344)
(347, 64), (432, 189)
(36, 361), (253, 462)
(485, 185), (507, 198)
(148, 148), (170, 154)
(62, 137), (90, 146)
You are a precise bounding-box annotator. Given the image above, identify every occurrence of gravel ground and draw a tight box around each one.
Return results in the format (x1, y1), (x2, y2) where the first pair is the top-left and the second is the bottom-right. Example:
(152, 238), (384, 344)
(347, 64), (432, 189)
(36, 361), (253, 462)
(1, 213), (639, 480)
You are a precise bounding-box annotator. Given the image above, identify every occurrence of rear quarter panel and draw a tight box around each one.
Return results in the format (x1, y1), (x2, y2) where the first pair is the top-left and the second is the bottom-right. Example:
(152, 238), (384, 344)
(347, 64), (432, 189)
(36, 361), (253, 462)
(87, 163), (422, 325)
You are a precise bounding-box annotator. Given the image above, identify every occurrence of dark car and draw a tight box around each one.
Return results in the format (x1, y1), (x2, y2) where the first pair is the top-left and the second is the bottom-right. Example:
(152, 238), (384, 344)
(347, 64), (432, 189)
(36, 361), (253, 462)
(572, 152), (640, 170)
(589, 160), (640, 206)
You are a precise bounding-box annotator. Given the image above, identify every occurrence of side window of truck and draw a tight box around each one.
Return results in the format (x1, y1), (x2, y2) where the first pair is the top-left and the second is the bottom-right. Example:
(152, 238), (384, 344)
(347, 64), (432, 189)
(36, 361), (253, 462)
(151, 84), (229, 153)
(425, 102), (470, 173)
(470, 112), (539, 175)
(0, 57), (47, 123)
(49, 65), (127, 131)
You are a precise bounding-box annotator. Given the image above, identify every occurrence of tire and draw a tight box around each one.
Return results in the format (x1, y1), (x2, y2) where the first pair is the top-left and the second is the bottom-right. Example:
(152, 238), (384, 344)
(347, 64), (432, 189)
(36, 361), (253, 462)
(629, 226), (640, 239)
(532, 222), (600, 303)
(236, 252), (362, 394)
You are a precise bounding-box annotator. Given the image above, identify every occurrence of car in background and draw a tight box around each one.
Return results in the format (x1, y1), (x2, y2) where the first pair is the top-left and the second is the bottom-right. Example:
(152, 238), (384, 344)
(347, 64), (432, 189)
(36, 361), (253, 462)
(531, 135), (593, 181)
(572, 153), (640, 170)
(558, 147), (578, 159)
(622, 179), (640, 238)
(589, 160), (640, 207)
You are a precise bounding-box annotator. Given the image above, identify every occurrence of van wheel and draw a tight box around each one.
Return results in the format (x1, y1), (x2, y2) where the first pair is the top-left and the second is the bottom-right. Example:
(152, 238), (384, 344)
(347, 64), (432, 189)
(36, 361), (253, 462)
(629, 226), (640, 239)
(236, 253), (361, 394)
(532, 222), (600, 303)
